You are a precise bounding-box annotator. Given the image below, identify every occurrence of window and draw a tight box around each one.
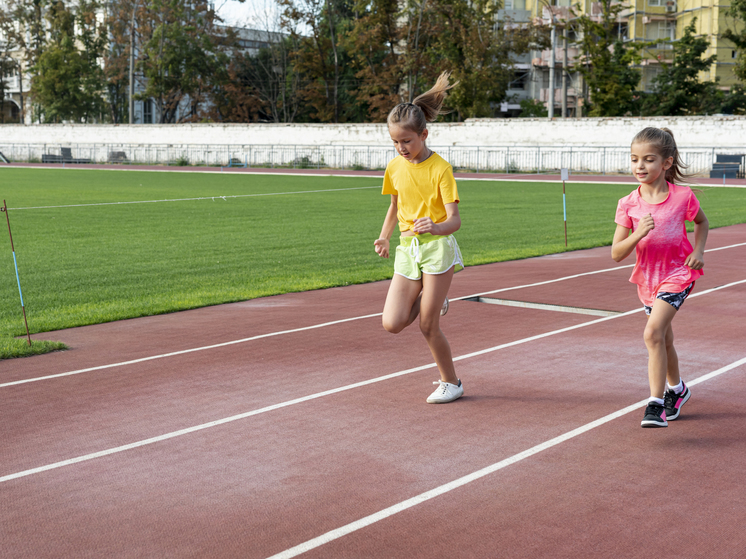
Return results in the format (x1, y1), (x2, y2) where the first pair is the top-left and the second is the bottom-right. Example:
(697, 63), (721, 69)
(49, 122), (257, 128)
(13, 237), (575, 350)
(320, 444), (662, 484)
(648, 0), (662, 6)
(143, 100), (153, 124)
(657, 21), (674, 41)
(509, 71), (528, 90)
(646, 21), (674, 44)
(238, 39), (270, 50)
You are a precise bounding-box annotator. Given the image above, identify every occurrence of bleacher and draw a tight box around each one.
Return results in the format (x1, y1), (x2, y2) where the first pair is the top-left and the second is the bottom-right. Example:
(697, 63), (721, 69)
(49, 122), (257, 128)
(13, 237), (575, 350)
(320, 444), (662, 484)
(42, 147), (91, 164)
(709, 154), (745, 179)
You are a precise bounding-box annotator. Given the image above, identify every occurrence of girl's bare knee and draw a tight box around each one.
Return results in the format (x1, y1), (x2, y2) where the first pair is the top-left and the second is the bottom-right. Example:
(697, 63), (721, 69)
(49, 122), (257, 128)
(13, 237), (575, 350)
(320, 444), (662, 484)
(383, 317), (405, 334)
(419, 320), (440, 339)
(643, 326), (665, 348)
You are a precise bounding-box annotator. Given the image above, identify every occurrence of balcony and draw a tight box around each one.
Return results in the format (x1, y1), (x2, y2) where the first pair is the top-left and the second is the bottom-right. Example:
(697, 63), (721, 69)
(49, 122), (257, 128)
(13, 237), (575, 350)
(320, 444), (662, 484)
(532, 47), (580, 68)
(539, 88), (578, 106)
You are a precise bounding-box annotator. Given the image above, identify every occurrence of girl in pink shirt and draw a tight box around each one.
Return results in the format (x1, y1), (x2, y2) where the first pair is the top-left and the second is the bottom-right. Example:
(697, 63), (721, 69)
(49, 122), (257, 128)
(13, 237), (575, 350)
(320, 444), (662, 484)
(612, 127), (709, 428)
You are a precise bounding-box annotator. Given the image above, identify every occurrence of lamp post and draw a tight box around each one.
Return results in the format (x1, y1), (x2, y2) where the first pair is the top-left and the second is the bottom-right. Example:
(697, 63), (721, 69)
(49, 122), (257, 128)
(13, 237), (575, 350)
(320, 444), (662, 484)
(561, 25), (568, 118)
(549, 22), (555, 118)
(128, 0), (140, 124)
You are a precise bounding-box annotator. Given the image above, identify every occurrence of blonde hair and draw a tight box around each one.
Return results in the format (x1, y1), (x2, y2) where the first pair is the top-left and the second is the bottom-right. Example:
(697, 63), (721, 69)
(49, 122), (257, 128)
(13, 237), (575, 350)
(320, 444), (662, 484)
(387, 72), (457, 134)
(631, 127), (693, 185)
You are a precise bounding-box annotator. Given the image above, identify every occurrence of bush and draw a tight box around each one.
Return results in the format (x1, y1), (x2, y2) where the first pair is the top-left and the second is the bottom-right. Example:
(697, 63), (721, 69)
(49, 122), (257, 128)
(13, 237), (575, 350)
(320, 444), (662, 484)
(519, 99), (548, 118)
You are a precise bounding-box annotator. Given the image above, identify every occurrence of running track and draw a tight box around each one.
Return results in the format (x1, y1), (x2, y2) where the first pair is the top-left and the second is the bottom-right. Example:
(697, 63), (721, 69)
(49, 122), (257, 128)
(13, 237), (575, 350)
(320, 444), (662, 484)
(2, 223), (746, 558)
(5, 162), (746, 187)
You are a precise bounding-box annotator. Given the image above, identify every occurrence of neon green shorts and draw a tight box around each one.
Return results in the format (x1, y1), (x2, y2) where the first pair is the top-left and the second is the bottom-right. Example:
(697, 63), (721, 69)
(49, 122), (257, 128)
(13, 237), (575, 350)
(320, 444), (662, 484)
(394, 233), (464, 280)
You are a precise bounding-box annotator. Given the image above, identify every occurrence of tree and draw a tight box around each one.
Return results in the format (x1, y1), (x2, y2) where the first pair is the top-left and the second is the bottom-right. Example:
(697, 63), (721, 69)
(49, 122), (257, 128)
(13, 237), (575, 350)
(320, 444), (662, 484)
(104, 0), (139, 123)
(29, 0), (107, 122)
(642, 18), (722, 116)
(343, 0), (404, 121)
(723, 0), (746, 83)
(278, 0), (363, 122)
(720, 83), (746, 114)
(430, 0), (549, 120)
(343, 0), (548, 122)
(519, 98), (548, 117)
(573, 0), (643, 116)
(130, 0), (227, 123)
(0, 0), (47, 123)
(0, 10), (18, 122)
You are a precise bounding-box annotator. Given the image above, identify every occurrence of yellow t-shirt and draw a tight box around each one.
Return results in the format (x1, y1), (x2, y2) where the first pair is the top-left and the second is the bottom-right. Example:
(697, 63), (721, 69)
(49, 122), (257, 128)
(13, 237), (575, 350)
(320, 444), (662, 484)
(382, 152), (459, 233)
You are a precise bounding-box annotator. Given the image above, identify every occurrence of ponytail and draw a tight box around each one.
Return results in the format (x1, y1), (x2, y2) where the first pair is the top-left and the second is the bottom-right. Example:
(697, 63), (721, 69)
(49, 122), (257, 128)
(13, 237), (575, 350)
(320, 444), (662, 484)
(387, 72), (458, 134)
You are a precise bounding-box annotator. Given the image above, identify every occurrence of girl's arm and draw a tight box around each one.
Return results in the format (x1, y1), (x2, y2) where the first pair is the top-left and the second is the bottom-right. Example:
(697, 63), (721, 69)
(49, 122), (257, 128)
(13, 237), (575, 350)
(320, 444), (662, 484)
(684, 208), (709, 270)
(611, 213), (654, 262)
(374, 195), (399, 259)
(413, 202), (461, 236)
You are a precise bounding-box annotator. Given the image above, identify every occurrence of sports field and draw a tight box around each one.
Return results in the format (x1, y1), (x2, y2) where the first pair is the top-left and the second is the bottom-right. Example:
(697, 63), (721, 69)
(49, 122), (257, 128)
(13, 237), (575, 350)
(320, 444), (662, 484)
(1, 166), (745, 359)
(3, 165), (746, 557)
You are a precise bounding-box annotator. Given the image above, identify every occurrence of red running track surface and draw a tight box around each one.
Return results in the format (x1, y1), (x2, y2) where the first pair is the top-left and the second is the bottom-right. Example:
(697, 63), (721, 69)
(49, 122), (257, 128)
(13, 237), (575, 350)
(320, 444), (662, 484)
(7, 162), (746, 187)
(2, 224), (746, 558)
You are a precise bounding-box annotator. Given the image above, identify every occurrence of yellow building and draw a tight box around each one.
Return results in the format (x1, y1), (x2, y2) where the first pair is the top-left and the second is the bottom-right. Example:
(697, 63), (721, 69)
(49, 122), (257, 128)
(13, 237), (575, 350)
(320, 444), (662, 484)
(620, 0), (740, 88)
(674, 0), (741, 86)
(508, 0), (743, 116)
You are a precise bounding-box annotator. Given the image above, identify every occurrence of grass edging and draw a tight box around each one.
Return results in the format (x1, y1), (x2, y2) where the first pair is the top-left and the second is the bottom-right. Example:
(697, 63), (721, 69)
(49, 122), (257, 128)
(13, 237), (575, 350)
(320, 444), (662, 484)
(1, 338), (68, 360)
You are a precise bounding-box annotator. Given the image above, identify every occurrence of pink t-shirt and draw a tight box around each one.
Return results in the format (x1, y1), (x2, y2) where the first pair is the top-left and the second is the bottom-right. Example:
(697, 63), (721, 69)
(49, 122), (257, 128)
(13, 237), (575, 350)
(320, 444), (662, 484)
(615, 183), (703, 306)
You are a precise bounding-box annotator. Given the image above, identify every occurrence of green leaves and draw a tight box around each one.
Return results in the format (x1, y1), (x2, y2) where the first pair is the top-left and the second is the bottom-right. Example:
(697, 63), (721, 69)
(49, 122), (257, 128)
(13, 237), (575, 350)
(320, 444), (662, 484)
(723, 0), (746, 84)
(29, 0), (108, 122)
(136, 0), (225, 122)
(573, 0), (643, 117)
(643, 19), (721, 116)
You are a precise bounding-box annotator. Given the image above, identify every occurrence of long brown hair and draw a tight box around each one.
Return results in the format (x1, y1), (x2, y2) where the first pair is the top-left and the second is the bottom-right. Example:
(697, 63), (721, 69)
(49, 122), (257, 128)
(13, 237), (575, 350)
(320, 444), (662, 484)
(631, 127), (693, 185)
(387, 72), (458, 134)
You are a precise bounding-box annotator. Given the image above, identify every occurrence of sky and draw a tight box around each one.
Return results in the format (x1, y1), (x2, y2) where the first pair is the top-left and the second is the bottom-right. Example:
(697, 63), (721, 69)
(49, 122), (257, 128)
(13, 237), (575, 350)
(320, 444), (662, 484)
(214, 0), (282, 29)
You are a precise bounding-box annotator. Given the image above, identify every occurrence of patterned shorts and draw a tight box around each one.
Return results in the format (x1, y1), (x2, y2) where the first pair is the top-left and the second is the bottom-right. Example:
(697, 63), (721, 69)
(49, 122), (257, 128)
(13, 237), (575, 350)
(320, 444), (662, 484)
(643, 282), (694, 316)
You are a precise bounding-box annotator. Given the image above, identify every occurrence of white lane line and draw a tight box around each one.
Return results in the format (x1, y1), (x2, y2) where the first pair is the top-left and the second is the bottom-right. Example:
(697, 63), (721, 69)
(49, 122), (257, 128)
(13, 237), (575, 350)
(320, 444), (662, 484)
(471, 297), (620, 317)
(453, 263), (633, 300)
(4, 243), (744, 389)
(2, 278), (743, 484)
(0, 313), (383, 388)
(455, 241), (746, 300)
(11, 186), (381, 210)
(266, 355), (746, 559)
(0, 264), (635, 388)
(705, 241), (746, 252)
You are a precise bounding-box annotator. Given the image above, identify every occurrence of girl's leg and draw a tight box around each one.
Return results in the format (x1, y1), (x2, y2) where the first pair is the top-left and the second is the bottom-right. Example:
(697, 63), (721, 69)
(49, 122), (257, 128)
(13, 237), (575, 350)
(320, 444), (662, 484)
(420, 268), (458, 385)
(382, 273), (422, 334)
(644, 299), (678, 399)
(664, 324), (680, 388)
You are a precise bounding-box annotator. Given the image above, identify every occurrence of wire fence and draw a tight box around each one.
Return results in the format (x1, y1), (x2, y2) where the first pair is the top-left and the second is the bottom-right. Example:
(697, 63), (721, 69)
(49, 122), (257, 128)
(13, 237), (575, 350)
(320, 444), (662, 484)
(1, 143), (744, 177)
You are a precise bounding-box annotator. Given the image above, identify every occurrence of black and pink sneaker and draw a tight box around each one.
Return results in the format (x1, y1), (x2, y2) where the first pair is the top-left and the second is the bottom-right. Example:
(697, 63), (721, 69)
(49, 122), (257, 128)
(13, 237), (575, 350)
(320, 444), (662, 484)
(641, 402), (668, 428)
(664, 382), (691, 421)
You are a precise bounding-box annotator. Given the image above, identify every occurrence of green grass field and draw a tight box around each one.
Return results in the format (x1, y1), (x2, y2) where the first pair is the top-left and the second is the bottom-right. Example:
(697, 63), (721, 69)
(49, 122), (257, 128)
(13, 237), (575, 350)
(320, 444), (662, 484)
(1, 167), (745, 359)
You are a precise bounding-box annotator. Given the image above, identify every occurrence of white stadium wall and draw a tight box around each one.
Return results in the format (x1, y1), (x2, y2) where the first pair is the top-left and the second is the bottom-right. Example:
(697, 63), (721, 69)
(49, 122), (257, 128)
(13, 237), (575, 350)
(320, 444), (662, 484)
(1, 115), (745, 148)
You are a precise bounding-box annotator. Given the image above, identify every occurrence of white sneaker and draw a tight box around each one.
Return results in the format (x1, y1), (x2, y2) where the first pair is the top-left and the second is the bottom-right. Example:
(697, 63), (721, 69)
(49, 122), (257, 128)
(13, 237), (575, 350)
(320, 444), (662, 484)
(440, 297), (449, 316)
(426, 379), (463, 403)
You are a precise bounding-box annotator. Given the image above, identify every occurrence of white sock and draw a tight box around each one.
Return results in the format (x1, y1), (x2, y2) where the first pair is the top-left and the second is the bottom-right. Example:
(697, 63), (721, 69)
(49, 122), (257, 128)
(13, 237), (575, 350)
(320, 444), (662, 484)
(648, 397), (664, 406)
(668, 380), (684, 394)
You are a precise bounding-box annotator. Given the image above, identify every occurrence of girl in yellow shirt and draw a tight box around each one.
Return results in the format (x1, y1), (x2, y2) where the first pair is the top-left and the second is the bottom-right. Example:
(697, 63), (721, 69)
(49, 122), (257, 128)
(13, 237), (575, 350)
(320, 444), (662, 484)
(374, 72), (465, 404)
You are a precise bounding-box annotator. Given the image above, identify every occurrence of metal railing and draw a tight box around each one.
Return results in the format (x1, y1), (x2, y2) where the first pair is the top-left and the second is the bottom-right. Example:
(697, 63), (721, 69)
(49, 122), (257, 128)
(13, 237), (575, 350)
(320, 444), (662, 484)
(1, 142), (744, 176)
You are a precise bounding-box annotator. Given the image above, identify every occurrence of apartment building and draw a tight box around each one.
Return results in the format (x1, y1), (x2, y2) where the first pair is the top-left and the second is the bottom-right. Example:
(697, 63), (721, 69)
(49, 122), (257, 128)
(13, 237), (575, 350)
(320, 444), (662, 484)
(503, 0), (741, 117)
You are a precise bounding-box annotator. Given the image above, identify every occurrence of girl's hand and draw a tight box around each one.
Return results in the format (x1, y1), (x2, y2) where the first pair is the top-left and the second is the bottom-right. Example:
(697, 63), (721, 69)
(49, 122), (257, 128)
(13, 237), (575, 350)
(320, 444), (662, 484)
(685, 250), (704, 270)
(374, 238), (390, 258)
(636, 213), (655, 238)
(413, 217), (438, 235)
